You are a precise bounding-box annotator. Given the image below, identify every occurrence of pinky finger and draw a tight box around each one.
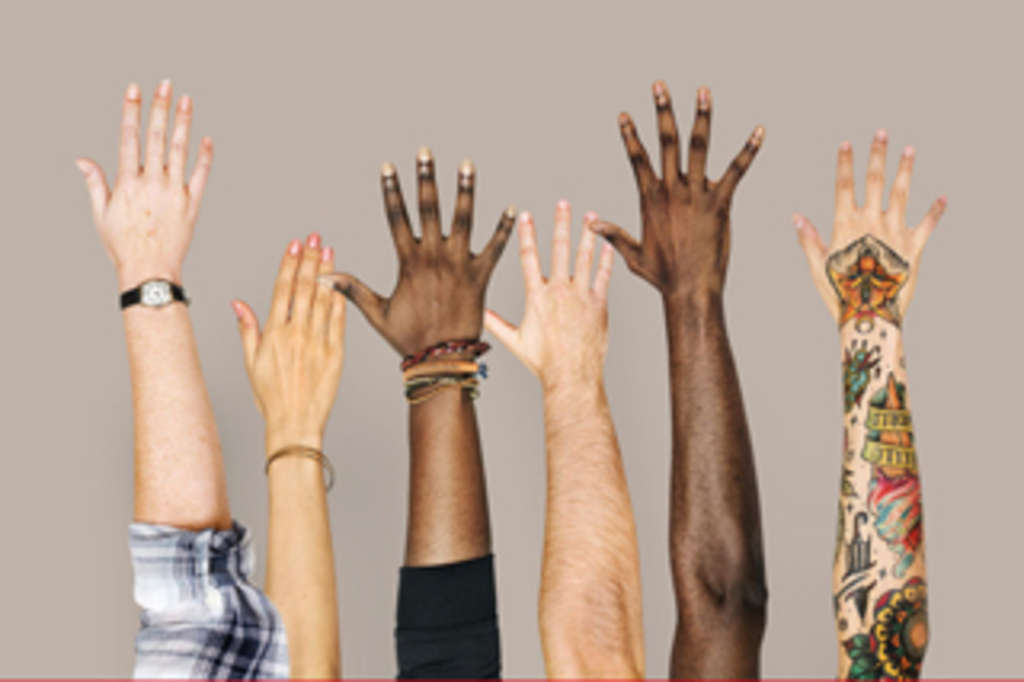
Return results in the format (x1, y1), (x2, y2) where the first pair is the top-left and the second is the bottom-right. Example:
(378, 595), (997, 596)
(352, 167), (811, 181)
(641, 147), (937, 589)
(187, 137), (214, 212)
(327, 291), (347, 350)
(914, 196), (947, 250)
(75, 158), (110, 224)
(592, 242), (615, 301)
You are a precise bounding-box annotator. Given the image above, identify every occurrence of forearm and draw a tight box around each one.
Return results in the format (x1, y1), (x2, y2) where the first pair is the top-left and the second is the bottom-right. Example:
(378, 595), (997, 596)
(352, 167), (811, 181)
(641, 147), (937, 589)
(834, 325), (927, 679)
(265, 446), (340, 678)
(663, 293), (766, 675)
(124, 304), (231, 530)
(406, 387), (490, 566)
(539, 379), (644, 678)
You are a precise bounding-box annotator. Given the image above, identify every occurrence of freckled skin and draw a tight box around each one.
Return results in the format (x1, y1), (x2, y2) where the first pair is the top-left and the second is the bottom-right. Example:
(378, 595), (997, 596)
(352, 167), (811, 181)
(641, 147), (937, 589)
(594, 81), (767, 678)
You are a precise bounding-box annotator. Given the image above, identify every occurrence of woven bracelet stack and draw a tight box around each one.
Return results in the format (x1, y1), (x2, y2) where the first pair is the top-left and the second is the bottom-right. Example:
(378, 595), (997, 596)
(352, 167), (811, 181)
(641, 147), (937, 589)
(401, 338), (490, 405)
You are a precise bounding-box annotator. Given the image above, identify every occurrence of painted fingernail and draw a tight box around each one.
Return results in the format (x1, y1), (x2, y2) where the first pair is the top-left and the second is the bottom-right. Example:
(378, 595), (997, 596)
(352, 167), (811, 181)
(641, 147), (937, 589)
(840, 141), (852, 152)
(158, 79), (171, 96)
(697, 87), (710, 111)
(126, 83), (140, 100)
(874, 129), (888, 142)
(322, 246), (333, 262)
(307, 232), (321, 248)
(289, 239), (301, 255)
(903, 145), (915, 158)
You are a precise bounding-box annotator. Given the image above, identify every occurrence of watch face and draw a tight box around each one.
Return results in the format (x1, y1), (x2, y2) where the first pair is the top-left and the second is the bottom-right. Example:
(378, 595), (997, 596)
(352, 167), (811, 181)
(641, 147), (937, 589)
(141, 280), (173, 307)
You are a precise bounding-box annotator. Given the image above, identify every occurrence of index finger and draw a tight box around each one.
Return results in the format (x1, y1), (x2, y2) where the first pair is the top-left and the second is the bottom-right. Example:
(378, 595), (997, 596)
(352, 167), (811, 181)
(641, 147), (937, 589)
(118, 83), (141, 179)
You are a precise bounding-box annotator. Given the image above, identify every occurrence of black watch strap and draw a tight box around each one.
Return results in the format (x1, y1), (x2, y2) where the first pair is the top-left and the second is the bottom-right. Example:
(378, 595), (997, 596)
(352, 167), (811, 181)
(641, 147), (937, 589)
(119, 280), (188, 309)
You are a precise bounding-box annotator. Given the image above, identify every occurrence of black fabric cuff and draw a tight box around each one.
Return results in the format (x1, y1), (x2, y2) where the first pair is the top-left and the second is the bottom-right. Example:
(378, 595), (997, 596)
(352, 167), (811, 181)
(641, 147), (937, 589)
(396, 553), (497, 630)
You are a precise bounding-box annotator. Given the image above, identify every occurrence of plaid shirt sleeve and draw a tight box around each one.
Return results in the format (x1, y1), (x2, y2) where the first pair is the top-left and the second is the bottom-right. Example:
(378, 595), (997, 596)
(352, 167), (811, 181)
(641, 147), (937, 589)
(130, 520), (289, 679)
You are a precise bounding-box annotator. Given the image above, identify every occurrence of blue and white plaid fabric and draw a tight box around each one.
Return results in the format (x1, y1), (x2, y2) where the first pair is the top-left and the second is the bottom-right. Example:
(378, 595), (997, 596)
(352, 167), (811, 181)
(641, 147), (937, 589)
(130, 521), (289, 678)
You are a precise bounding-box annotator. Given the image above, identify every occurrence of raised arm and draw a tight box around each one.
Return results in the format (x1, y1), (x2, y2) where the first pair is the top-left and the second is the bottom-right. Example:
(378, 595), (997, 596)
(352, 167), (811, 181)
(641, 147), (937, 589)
(794, 131), (945, 679)
(324, 150), (513, 678)
(593, 81), (767, 678)
(486, 202), (644, 678)
(232, 233), (345, 678)
(77, 80), (225, 531)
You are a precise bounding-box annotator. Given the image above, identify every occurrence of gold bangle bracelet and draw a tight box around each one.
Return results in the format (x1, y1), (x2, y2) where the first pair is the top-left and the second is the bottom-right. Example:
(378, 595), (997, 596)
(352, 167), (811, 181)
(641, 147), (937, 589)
(264, 445), (335, 491)
(402, 359), (479, 383)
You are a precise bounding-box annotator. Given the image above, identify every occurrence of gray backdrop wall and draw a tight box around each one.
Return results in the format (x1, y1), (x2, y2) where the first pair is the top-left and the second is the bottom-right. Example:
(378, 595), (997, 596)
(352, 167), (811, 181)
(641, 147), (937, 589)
(1, 0), (1020, 676)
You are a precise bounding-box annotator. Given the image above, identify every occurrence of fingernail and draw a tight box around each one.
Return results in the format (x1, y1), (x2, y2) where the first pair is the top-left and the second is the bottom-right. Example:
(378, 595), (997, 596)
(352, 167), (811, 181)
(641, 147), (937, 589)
(617, 112), (631, 127)
(126, 83), (140, 100)
(288, 239), (301, 255)
(417, 146), (433, 162)
(840, 141), (852, 152)
(158, 79), (171, 96)
(308, 232), (321, 248)
(322, 246), (333, 262)
(519, 211), (532, 224)
(74, 159), (89, 174)
(938, 195), (948, 206)
(504, 205), (517, 218)
(903, 145), (915, 158)
(380, 161), (396, 177)
(653, 80), (668, 105)
(179, 94), (192, 110)
(230, 301), (243, 320)
(557, 198), (570, 210)
(874, 129), (888, 142)
(458, 159), (474, 188)
(751, 126), (765, 145)
(792, 213), (804, 229)
(584, 211), (598, 223)
(697, 87), (710, 111)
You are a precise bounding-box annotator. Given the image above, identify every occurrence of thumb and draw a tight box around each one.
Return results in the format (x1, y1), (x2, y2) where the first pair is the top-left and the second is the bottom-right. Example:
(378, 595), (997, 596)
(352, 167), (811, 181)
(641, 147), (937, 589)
(590, 219), (649, 281)
(484, 308), (520, 354)
(792, 213), (839, 321)
(75, 158), (110, 225)
(318, 272), (387, 332)
(231, 299), (261, 369)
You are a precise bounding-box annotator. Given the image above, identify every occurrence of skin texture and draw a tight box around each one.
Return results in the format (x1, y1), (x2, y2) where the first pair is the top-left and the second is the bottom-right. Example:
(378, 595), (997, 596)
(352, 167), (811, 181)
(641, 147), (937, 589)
(76, 80), (226, 531)
(486, 203), (644, 678)
(593, 81), (767, 678)
(322, 149), (513, 565)
(233, 233), (345, 678)
(794, 131), (945, 679)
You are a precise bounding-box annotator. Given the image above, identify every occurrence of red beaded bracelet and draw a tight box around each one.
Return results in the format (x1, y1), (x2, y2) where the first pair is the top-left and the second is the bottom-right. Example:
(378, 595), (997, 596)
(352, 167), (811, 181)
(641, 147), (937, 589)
(400, 339), (490, 371)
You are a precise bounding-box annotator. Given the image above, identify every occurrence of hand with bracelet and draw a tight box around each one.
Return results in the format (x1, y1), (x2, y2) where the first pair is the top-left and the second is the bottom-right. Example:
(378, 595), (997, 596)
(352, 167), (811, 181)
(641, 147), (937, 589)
(77, 82), (288, 677)
(485, 203), (644, 678)
(794, 131), (945, 679)
(323, 148), (513, 679)
(593, 80), (768, 678)
(232, 232), (345, 678)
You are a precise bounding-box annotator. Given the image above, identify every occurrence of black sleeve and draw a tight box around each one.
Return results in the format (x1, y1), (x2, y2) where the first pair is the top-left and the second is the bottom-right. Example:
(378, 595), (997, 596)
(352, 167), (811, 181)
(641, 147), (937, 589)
(395, 553), (500, 679)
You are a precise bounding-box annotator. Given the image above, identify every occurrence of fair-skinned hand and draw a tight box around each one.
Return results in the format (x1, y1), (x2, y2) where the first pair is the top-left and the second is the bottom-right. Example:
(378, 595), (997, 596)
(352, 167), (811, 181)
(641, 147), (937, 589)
(484, 201), (615, 392)
(793, 130), (947, 327)
(76, 80), (213, 291)
(232, 233), (346, 455)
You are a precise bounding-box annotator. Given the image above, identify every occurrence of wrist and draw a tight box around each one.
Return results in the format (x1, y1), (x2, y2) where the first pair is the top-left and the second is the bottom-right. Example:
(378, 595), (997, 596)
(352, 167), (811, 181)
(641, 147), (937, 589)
(662, 287), (724, 315)
(542, 373), (604, 402)
(117, 266), (183, 292)
(265, 426), (324, 457)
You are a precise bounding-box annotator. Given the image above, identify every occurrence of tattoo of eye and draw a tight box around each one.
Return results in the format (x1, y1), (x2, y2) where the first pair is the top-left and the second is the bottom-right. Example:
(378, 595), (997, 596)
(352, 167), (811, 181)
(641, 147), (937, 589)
(843, 343), (882, 413)
(842, 578), (928, 680)
(826, 235), (909, 331)
(863, 373), (922, 578)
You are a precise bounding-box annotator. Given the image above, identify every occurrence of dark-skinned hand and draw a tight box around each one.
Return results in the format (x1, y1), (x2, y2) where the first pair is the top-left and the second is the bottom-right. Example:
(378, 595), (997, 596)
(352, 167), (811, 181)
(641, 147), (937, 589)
(593, 81), (764, 299)
(322, 148), (515, 356)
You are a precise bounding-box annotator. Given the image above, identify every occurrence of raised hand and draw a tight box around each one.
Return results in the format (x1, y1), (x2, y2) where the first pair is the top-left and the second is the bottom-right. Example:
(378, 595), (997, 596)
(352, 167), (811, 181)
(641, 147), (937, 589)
(323, 148), (515, 356)
(793, 131), (947, 328)
(484, 201), (615, 390)
(232, 233), (346, 455)
(76, 80), (213, 290)
(593, 81), (763, 299)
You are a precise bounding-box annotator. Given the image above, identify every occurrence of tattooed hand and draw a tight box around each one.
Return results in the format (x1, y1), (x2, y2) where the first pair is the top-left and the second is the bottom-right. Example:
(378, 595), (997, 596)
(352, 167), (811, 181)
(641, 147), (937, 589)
(593, 81), (763, 300)
(76, 80), (213, 291)
(322, 148), (515, 356)
(484, 201), (615, 392)
(794, 131), (947, 328)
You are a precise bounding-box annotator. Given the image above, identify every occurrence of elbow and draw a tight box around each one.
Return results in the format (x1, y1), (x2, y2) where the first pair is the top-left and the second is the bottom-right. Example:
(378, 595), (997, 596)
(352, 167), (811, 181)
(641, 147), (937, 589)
(675, 541), (768, 638)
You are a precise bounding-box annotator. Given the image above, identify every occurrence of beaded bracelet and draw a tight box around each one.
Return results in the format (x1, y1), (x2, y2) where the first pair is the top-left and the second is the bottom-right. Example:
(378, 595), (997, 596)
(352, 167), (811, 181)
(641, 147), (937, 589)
(401, 339), (490, 371)
(264, 445), (335, 491)
(406, 376), (480, 405)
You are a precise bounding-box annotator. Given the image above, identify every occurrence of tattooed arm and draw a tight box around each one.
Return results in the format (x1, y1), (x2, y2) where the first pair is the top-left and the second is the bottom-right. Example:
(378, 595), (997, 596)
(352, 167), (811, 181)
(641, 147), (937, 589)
(486, 203), (644, 678)
(594, 81), (767, 678)
(324, 150), (514, 678)
(794, 131), (946, 679)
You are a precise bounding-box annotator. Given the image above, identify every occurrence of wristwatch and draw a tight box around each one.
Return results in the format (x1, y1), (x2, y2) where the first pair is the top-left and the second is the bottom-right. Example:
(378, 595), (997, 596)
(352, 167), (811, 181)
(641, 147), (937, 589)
(120, 279), (189, 309)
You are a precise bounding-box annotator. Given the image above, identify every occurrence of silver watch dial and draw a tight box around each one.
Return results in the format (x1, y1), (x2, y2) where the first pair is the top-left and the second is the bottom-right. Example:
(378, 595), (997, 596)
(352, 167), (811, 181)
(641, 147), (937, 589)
(141, 280), (173, 307)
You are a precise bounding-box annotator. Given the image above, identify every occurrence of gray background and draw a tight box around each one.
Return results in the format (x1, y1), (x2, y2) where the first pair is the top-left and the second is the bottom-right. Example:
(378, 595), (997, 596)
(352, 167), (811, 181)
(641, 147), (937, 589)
(0, 0), (1019, 676)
